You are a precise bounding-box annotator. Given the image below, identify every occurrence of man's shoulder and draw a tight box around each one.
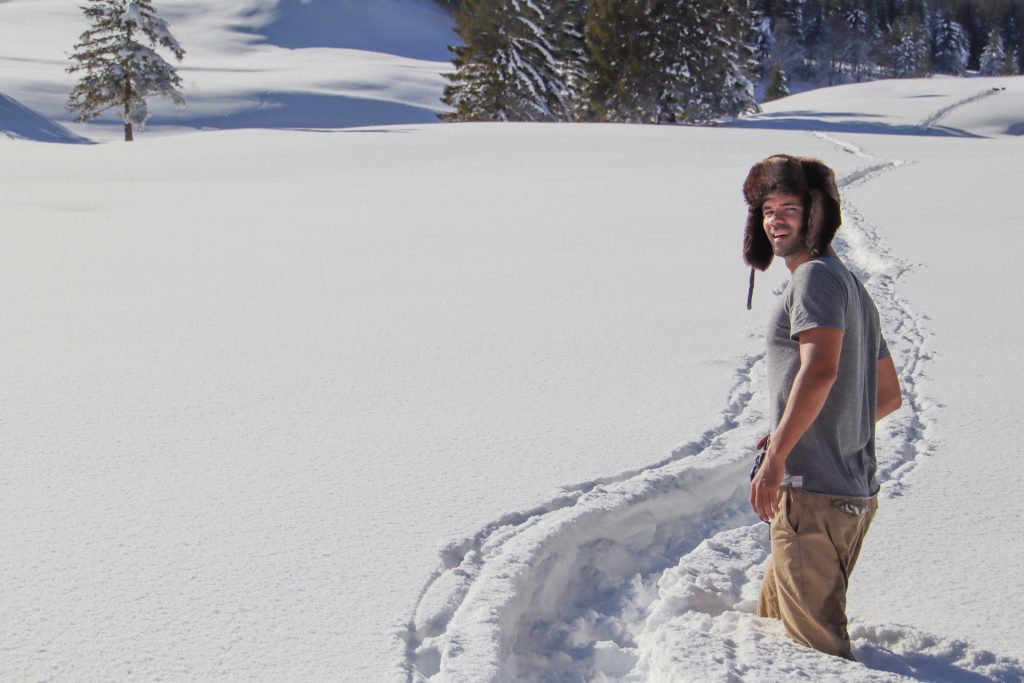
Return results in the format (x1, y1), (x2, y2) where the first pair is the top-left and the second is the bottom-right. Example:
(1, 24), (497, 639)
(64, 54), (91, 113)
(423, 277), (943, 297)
(791, 257), (848, 295)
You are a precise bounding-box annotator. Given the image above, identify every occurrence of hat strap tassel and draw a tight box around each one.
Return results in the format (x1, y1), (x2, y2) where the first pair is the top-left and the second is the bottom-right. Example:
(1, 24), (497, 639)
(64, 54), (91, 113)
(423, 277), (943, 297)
(746, 267), (755, 310)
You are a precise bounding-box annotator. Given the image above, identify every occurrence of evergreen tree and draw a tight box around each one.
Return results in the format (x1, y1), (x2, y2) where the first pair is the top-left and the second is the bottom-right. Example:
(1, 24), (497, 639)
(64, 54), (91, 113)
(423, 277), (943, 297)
(883, 16), (931, 77)
(766, 16), (806, 82)
(931, 14), (970, 74)
(979, 26), (1008, 73)
(546, 0), (591, 119)
(692, 0), (760, 120)
(765, 61), (791, 100)
(441, 0), (572, 122)
(952, 0), (984, 70)
(582, 0), (653, 121)
(811, 9), (849, 84)
(441, 0), (506, 121)
(754, 16), (776, 80)
(582, 0), (758, 124)
(67, 0), (185, 141)
(843, 7), (878, 81)
(800, 0), (830, 81)
(1006, 14), (1024, 73)
(501, 0), (573, 120)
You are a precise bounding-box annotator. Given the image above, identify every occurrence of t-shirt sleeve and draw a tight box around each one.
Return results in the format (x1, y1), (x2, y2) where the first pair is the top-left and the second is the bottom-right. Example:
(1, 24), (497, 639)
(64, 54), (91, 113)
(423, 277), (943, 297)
(878, 335), (890, 359)
(788, 263), (846, 340)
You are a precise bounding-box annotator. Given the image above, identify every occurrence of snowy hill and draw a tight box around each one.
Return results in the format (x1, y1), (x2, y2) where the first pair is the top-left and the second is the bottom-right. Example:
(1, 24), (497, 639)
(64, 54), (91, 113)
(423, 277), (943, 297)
(0, 0), (453, 140)
(3, 3), (1024, 682)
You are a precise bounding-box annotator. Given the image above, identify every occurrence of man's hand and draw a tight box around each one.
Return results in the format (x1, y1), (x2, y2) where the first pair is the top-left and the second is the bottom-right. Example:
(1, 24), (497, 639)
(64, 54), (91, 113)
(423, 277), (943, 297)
(756, 434), (770, 451)
(750, 453), (785, 522)
(749, 326), (842, 522)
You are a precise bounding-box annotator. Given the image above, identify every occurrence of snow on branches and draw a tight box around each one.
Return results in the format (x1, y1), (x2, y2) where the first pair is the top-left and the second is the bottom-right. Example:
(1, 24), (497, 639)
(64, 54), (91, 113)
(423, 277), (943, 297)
(67, 0), (185, 141)
(443, 0), (759, 124)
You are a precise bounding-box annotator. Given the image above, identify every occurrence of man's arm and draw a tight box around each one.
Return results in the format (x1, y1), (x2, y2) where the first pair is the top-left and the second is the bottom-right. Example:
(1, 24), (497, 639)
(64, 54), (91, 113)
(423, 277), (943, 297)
(750, 326), (842, 522)
(876, 354), (901, 421)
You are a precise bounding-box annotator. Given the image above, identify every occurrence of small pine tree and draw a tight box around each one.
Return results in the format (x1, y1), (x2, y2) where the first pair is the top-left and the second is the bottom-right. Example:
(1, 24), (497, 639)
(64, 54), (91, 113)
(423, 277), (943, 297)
(765, 61), (790, 101)
(931, 15), (969, 75)
(1004, 48), (1020, 75)
(979, 27), (1007, 76)
(67, 0), (185, 141)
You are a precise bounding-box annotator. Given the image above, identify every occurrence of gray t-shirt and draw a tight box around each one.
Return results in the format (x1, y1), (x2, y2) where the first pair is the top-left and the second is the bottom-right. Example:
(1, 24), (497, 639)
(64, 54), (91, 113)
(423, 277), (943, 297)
(767, 255), (889, 498)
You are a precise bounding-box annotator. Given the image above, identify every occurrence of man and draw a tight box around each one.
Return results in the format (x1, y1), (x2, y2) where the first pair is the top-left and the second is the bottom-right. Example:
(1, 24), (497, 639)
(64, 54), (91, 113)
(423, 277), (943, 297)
(741, 155), (902, 660)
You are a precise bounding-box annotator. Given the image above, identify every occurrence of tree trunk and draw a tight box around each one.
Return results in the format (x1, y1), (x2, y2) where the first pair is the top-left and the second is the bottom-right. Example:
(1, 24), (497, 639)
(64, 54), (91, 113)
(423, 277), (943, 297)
(124, 22), (134, 142)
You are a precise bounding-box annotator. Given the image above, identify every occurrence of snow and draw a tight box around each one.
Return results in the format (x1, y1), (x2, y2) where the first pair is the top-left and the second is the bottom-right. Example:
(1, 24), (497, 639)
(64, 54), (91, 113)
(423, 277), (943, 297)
(0, 0), (452, 140)
(2, 2), (1024, 682)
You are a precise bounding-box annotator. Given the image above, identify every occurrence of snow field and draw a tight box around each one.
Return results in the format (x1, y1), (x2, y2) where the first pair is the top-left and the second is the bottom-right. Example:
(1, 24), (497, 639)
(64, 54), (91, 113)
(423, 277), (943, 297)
(0, 0), (452, 141)
(402, 78), (1024, 682)
(3, 0), (1024, 678)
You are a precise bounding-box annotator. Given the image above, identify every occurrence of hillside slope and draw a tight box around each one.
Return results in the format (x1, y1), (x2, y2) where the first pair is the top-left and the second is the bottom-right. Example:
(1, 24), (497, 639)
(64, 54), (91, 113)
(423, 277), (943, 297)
(0, 0), (453, 140)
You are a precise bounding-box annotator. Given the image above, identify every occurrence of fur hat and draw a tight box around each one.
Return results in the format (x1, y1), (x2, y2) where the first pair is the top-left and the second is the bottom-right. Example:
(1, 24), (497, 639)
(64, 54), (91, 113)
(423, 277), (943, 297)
(742, 154), (842, 271)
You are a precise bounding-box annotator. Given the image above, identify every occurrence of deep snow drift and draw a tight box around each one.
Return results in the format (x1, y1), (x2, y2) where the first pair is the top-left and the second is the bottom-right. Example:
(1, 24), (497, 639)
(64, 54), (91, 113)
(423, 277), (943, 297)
(2, 2), (1024, 682)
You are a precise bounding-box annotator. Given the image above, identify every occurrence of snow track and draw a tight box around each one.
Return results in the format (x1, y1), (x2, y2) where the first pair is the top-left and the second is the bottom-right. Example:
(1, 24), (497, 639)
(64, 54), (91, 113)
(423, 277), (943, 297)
(396, 356), (769, 682)
(915, 86), (1005, 133)
(396, 110), (1022, 682)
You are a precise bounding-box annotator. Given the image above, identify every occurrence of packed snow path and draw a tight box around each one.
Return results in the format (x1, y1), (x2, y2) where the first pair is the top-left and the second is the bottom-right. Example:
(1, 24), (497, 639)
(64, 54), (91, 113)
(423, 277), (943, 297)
(397, 95), (1024, 682)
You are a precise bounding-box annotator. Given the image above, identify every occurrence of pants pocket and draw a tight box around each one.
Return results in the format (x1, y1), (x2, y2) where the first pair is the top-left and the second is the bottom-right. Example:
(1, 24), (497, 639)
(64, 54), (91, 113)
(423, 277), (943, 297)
(775, 488), (799, 535)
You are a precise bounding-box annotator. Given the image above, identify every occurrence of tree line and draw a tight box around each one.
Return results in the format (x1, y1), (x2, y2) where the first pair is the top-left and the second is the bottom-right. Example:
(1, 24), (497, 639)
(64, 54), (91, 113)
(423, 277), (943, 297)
(442, 0), (761, 123)
(64, 0), (1024, 140)
(758, 0), (1024, 90)
(440, 0), (1024, 122)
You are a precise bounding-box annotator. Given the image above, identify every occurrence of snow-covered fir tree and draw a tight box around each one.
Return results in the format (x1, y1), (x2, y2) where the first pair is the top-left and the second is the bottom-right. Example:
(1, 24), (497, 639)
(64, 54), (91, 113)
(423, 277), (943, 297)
(686, 0), (760, 121)
(582, 0), (758, 124)
(842, 7), (877, 82)
(883, 16), (930, 78)
(578, 0), (646, 121)
(441, 0), (572, 122)
(931, 15), (969, 75)
(759, 14), (805, 83)
(809, 9), (847, 84)
(765, 61), (790, 100)
(548, 0), (591, 119)
(979, 27), (1008, 75)
(441, 0), (504, 121)
(67, 0), (185, 141)
(753, 16), (776, 79)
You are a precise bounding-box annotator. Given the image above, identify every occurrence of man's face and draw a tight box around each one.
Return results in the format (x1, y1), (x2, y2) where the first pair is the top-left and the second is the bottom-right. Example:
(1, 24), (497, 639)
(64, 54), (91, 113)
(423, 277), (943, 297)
(762, 194), (807, 260)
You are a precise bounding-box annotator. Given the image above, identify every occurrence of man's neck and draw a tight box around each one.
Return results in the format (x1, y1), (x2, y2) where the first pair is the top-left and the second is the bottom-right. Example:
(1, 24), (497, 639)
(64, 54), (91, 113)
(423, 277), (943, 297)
(784, 246), (836, 273)
(784, 250), (816, 273)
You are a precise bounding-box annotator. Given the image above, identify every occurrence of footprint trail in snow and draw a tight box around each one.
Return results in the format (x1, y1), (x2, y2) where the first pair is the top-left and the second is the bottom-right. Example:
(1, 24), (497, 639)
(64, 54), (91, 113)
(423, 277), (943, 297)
(395, 91), (1024, 683)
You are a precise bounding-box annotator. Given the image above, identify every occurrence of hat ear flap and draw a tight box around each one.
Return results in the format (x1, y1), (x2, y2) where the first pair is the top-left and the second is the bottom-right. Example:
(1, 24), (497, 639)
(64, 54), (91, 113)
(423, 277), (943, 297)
(744, 207), (773, 270)
(800, 160), (842, 254)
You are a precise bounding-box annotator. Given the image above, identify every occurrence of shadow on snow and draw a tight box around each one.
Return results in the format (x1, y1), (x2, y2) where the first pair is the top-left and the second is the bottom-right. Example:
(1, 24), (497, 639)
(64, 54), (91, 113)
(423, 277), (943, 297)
(724, 110), (985, 138)
(859, 641), (1024, 683)
(0, 93), (92, 144)
(148, 92), (440, 130)
(243, 0), (455, 62)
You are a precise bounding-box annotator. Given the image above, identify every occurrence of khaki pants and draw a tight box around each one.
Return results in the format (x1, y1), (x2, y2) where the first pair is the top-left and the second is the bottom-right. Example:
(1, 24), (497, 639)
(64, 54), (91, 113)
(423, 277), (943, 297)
(757, 487), (877, 660)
